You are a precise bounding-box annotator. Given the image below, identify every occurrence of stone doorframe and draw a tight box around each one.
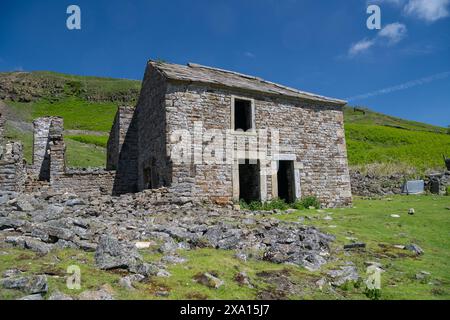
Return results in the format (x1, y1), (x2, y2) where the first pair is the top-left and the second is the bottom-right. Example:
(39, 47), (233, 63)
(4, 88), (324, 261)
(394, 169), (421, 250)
(232, 157), (267, 203)
(271, 154), (302, 201)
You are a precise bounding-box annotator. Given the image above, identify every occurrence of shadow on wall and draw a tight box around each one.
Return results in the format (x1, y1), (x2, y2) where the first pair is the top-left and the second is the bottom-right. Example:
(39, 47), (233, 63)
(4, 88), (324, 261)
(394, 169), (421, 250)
(112, 109), (139, 195)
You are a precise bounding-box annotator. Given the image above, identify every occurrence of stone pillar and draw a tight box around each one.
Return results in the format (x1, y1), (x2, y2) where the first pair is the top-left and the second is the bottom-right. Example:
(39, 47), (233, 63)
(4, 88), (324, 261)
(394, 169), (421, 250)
(49, 117), (65, 181)
(32, 117), (52, 180)
(107, 106), (135, 170)
(32, 117), (65, 181)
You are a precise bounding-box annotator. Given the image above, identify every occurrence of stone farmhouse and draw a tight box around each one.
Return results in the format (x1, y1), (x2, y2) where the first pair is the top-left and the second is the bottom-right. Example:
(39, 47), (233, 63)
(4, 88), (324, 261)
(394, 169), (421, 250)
(108, 61), (352, 207)
(0, 61), (352, 208)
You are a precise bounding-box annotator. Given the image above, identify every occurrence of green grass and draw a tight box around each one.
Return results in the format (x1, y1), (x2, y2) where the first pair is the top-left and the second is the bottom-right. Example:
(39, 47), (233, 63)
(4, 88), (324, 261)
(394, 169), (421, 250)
(66, 135), (108, 148)
(346, 124), (450, 173)
(344, 106), (446, 134)
(1, 196), (448, 300)
(9, 97), (118, 132)
(277, 195), (450, 300)
(65, 139), (106, 168)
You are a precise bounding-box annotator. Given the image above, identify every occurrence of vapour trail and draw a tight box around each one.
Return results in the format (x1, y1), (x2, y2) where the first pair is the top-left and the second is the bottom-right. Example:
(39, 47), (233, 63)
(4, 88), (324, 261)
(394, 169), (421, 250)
(346, 71), (450, 102)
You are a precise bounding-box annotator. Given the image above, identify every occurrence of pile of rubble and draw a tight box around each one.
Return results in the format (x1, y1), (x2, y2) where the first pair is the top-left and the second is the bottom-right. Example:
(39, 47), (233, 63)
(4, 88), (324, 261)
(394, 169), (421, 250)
(0, 188), (335, 298)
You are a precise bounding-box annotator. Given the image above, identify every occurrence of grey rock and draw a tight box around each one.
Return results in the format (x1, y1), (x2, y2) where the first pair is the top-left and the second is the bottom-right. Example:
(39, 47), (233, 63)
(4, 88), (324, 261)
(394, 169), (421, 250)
(48, 291), (74, 300)
(194, 272), (224, 289)
(118, 277), (134, 290)
(327, 266), (360, 287)
(78, 285), (114, 300)
(0, 275), (48, 294)
(18, 294), (44, 300)
(5, 236), (52, 255)
(14, 197), (35, 212)
(161, 255), (187, 265)
(158, 239), (179, 254)
(94, 235), (142, 271)
(405, 243), (424, 255)
(0, 217), (25, 230)
(235, 271), (252, 288)
(344, 243), (366, 250)
(65, 198), (86, 207)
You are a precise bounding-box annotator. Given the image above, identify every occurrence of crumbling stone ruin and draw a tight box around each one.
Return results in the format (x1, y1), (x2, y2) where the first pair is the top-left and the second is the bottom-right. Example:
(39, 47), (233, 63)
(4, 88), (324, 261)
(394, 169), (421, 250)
(0, 113), (115, 195)
(108, 61), (352, 207)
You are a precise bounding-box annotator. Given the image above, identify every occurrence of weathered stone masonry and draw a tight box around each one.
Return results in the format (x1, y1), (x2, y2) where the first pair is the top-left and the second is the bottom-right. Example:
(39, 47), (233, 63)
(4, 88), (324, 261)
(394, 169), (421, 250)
(0, 113), (115, 195)
(112, 61), (352, 207)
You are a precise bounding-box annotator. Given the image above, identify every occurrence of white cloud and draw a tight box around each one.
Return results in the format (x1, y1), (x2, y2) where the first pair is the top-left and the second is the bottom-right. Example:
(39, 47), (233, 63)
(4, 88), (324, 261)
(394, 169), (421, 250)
(369, 0), (405, 6)
(378, 22), (408, 44)
(348, 23), (407, 57)
(349, 39), (376, 56)
(404, 0), (450, 22)
(244, 51), (256, 58)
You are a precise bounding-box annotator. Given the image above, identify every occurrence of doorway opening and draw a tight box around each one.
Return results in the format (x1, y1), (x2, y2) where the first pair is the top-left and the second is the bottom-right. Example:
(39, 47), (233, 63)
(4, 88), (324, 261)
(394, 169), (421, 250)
(239, 159), (260, 203)
(277, 160), (295, 203)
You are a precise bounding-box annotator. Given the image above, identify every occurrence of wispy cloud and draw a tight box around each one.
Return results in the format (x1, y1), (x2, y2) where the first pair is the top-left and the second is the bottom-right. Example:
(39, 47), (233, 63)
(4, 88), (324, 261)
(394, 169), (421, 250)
(378, 22), (407, 44)
(346, 71), (450, 101)
(369, 0), (405, 6)
(349, 39), (376, 56)
(244, 51), (256, 58)
(404, 0), (450, 22)
(348, 22), (407, 57)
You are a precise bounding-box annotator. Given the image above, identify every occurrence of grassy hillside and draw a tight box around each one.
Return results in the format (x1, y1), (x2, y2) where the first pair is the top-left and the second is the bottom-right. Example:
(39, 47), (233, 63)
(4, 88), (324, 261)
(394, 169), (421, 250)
(1, 71), (449, 172)
(344, 107), (450, 174)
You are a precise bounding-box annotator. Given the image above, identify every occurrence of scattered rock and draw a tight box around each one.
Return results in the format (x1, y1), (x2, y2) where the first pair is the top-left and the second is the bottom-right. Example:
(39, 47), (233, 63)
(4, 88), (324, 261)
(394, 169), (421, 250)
(161, 255), (187, 265)
(390, 214), (400, 218)
(415, 271), (431, 280)
(48, 291), (74, 300)
(344, 243), (366, 250)
(194, 272), (224, 289)
(94, 235), (142, 271)
(234, 251), (247, 262)
(65, 198), (85, 207)
(0, 275), (48, 294)
(18, 294), (44, 300)
(156, 269), (171, 278)
(118, 276), (134, 290)
(13, 197), (35, 212)
(405, 243), (424, 255)
(135, 241), (154, 249)
(234, 271), (253, 288)
(327, 266), (360, 287)
(78, 284), (114, 300)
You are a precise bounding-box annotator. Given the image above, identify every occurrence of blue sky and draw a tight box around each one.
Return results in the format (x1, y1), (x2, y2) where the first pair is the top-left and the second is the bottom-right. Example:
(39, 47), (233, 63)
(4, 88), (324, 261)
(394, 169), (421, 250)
(0, 0), (449, 126)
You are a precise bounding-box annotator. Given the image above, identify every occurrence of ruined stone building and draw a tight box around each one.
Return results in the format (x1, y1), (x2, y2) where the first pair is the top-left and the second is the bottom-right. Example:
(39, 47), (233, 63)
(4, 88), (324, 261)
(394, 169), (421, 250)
(0, 113), (115, 194)
(108, 61), (352, 207)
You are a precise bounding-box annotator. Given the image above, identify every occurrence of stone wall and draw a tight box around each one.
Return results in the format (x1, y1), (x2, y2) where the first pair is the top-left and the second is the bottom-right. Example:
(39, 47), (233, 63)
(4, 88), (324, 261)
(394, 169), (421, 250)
(0, 142), (25, 192)
(52, 169), (116, 195)
(107, 106), (134, 170)
(131, 64), (352, 208)
(350, 169), (450, 196)
(135, 66), (170, 192)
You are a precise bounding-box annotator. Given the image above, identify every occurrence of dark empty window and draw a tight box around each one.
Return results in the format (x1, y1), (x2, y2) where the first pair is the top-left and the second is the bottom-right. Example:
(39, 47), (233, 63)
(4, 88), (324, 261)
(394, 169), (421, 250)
(234, 98), (253, 132)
